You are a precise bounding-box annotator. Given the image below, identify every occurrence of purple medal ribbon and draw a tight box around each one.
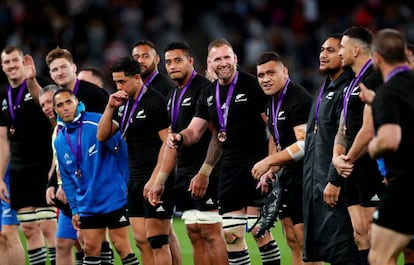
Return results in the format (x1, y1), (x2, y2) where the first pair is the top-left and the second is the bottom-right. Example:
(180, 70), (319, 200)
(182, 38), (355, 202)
(73, 79), (81, 96)
(64, 115), (83, 178)
(170, 70), (197, 131)
(271, 79), (290, 149)
(385, 65), (410, 82)
(215, 71), (239, 133)
(343, 59), (372, 130)
(119, 85), (147, 138)
(7, 80), (27, 127)
(313, 79), (328, 133)
(144, 70), (159, 86)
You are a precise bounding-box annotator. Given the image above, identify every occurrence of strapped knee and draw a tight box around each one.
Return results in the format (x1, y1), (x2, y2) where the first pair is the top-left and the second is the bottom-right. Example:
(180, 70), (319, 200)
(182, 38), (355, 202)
(17, 211), (37, 223)
(147, 234), (169, 249)
(36, 207), (57, 221)
(222, 215), (247, 245)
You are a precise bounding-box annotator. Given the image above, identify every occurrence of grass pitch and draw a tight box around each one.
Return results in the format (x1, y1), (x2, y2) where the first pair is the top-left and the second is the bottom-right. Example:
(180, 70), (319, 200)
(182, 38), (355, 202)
(21, 216), (404, 264)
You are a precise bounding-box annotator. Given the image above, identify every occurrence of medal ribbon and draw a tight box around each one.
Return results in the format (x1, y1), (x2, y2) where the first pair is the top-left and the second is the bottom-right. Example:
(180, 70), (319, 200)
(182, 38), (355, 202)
(215, 71), (239, 133)
(7, 80), (27, 127)
(271, 79), (290, 148)
(170, 70), (197, 131)
(144, 70), (159, 86)
(73, 79), (81, 96)
(313, 78), (329, 133)
(385, 65), (410, 82)
(119, 85), (147, 138)
(64, 115), (83, 177)
(343, 59), (372, 129)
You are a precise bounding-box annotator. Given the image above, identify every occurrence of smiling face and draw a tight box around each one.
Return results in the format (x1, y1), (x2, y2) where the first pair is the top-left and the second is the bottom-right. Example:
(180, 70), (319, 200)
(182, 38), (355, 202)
(256, 60), (288, 97)
(338, 35), (357, 68)
(319, 37), (342, 76)
(1, 50), (24, 83)
(49, 58), (77, 88)
(207, 44), (238, 85)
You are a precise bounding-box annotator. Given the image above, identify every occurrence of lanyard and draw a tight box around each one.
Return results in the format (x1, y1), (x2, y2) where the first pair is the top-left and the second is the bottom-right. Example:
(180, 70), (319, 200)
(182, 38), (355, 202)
(215, 71), (239, 133)
(119, 85), (147, 138)
(64, 115), (83, 178)
(385, 65), (410, 82)
(170, 70), (197, 131)
(343, 59), (372, 130)
(73, 79), (80, 96)
(271, 79), (290, 150)
(144, 70), (159, 86)
(313, 79), (328, 134)
(7, 80), (27, 126)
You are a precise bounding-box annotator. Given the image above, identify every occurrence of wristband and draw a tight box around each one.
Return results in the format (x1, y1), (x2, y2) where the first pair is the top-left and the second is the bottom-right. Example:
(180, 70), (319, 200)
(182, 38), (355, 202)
(155, 171), (169, 185)
(198, 163), (213, 177)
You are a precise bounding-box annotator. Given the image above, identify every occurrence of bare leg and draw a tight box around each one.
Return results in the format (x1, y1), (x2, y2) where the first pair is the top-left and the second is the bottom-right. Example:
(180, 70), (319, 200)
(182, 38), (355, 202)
(0, 226), (25, 265)
(130, 216), (154, 265)
(146, 218), (172, 265)
(169, 223), (182, 265)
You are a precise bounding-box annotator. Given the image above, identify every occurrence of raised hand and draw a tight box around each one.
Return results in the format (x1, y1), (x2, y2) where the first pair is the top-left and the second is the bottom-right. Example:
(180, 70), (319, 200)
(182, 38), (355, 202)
(23, 54), (36, 80)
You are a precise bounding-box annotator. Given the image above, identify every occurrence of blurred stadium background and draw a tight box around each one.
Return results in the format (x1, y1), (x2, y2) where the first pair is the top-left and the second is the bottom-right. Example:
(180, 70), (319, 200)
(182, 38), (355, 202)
(1, 0), (413, 95)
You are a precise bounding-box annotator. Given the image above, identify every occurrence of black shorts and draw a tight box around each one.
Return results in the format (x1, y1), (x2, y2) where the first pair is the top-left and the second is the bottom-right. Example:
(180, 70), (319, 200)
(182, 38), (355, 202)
(80, 206), (129, 229)
(345, 154), (385, 207)
(127, 177), (174, 219)
(278, 179), (304, 225)
(373, 177), (414, 235)
(10, 165), (49, 210)
(173, 166), (219, 212)
(218, 161), (262, 215)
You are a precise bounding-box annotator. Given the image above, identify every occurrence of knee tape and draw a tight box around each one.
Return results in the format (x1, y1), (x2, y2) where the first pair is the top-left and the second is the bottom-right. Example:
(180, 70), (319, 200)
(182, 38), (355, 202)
(17, 211), (37, 223)
(222, 215), (247, 245)
(247, 215), (260, 232)
(147, 234), (169, 249)
(36, 207), (57, 221)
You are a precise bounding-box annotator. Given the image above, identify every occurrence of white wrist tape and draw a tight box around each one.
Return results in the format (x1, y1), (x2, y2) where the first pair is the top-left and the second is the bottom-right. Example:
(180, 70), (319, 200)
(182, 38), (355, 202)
(287, 140), (305, 161)
(198, 163), (213, 177)
(155, 171), (169, 185)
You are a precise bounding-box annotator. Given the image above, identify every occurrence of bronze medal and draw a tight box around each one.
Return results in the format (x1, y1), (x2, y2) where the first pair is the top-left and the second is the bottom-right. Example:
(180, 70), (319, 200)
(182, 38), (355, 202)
(218, 131), (227, 142)
(9, 127), (15, 135)
(276, 144), (282, 152)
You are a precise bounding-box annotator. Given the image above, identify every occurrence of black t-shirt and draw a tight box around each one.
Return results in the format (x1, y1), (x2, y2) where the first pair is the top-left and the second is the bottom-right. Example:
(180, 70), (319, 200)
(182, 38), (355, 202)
(76, 79), (108, 113)
(113, 88), (169, 180)
(372, 70), (414, 179)
(266, 81), (312, 183)
(148, 73), (175, 97)
(0, 76), (53, 169)
(167, 74), (212, 171)
(344, 66), (383, 146)
(195, 70), (268, 164)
